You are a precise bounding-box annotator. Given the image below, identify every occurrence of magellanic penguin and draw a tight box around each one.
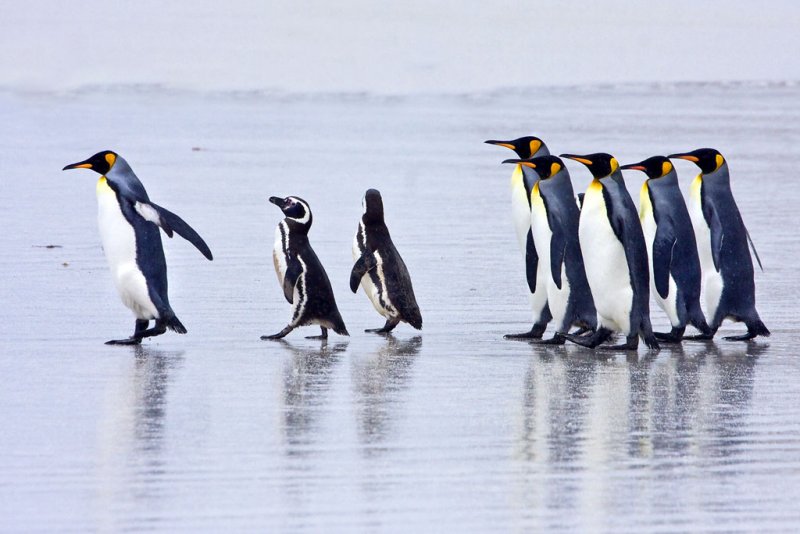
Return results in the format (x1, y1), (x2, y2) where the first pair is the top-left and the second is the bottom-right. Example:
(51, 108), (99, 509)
(560, 153), (659, 351)
(484, 136), (552, 338)
(501, 155), (597, 344)
(620, 156), (712, 342)
(351, 189), (422, 334)
(668, 148), (769, 341)
(263, 196), (349, 340)
(63, 150), (213, 345)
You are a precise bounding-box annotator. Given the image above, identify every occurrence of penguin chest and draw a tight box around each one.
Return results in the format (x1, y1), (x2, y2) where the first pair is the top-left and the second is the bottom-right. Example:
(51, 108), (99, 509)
(510, 165), (532, 251)
(580, 184), (632, 333)
(640, 187), (679, 325)
(96, 178), (157, 319)
(688, 176), (724, 318)
(353, 224), (396, 319)
(273, 221), (289, 286)
(530, 188), (569, 324)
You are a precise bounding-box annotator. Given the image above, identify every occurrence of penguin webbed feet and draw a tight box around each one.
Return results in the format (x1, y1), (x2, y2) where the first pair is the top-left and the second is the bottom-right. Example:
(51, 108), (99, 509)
(105, 337), (143, 346)
(305, 327), (329, 340)
(654, 327), (686, 344)
(365, 319), (399, 335)
(723, 319), (770, 342)
(261, 325), (294, 340)
(563, 327), (613, 349)
(105, 319), (166, 346)
(530, 333), (566, 345)
(504, 323), (548, 340)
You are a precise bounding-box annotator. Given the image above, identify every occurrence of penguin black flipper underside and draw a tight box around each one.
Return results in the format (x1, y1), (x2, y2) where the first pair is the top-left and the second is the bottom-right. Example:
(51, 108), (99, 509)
(745, 229), (764, 271)
(701, 200), (724, 272)
(525, 230), (539, 293)
(283, 259), (302, 304)
(547, 214), (567, 290)
(652, 223), (677, 300)
(135, 201), (213, 260)
(350, 252), (378, 293)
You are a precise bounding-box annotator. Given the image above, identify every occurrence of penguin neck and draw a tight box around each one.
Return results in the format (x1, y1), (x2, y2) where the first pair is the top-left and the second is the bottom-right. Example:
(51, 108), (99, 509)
(362, 216), (390, 238)
(539, 170), (574, 197)
(703, 163), (731, 188)
(285, 218), (311, 235)
(607, 170), (626, 186)
(647, 171), (679, 191)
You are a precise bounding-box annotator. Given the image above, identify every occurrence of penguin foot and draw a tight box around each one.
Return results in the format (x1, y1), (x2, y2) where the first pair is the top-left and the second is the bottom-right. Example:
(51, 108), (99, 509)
(723, 332), (757, 342)
(105, 337), (142, 346)
(365, 320), (399, 335)
(261, 325), (294, 340)
(569, 327), (592, 337)
(601, 335), (639, 351)
(306, 327), (329, 340)
(563, 327), (613, 348)
(683, 333), (715, 341)
(531, 333), (566, 345)
(654, 327), (685, 344)
(504, 324), (547, 340)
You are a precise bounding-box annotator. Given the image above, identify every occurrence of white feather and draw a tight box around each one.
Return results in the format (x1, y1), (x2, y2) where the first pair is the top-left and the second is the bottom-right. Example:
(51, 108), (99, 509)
(353, 221), (396, 319)
(134, 201), (162, 227)
(580, 182), (633, 334)
(640, 185), (680, 327)
(273, 221), (289, 287)
(96, 178), (158, 320)
(688, 175), (724, 321)
(530, 185), (570, 331)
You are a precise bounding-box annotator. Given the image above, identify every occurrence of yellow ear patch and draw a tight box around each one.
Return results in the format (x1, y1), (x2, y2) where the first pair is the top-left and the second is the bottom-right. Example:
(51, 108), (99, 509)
(550, 162), (561, 176)
(715, 153), (724, 170)
(529, 139), (541, 156)
(661, 161), (673, 176)
(105, 153), (117, 167)
(609, 157), (619, 173)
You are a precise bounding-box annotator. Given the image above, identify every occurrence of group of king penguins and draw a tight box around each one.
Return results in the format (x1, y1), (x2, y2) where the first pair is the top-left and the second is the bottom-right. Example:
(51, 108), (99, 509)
(485, 136), (770, 350)
(63, 151), (421, 345)
(62, 141), (768, 351)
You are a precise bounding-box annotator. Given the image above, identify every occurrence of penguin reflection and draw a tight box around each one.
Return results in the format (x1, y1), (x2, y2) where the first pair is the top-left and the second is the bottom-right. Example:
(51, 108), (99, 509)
(278, 340), (347, 456)
(351, 336), (422, 453)
(625, 341), (761, 460)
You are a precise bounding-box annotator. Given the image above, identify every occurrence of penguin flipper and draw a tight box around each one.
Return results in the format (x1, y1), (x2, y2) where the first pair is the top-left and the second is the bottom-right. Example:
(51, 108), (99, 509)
(703, 201), (723, 272)
(549, 226), (566, 290)
(652, 223), (677, 300)
(283, 260), (301, 304)
(525, 229), (539, 293)
(135, 201), (213, 260)
(745, 228), (764, 271)
(350, 252), (378, 293)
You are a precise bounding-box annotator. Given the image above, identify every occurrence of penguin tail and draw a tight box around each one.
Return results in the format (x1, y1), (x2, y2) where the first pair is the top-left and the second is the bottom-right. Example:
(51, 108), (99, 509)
(165, 314), (187, 334)
(747, 318), (770, 338)
(331, 313), (349, 336)
(407, 310), (423, 330)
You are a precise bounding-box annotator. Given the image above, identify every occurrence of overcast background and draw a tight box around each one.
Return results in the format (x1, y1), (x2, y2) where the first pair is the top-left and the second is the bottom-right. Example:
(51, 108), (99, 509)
(1, 0), (798, 93)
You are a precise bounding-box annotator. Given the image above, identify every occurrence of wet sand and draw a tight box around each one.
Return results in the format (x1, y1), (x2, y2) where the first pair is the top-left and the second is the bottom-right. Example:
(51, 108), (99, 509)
(1, 82), (798, 531)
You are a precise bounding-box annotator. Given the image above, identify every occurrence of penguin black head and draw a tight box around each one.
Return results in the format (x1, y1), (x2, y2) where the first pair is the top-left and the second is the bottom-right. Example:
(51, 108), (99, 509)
(362, 188), (384, 224)
(485, 136), (546, 159)
(269, 196), (312, 225)
(620, 156), (674, 179)
(560, 152), (619, 179)
(62, 150), (119, 175)
(502, 155), (565, 180)
(668, 148), (725, 174)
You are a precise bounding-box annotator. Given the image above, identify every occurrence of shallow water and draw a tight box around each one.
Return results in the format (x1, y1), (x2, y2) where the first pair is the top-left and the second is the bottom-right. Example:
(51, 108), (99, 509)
(1, 82), (799, 531)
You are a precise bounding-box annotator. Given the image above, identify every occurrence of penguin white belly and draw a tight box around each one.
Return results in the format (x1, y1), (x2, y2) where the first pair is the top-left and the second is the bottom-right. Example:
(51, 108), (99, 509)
(689, 176), (724, 320)
(353, 226), (395, 319)
(273, 222), (288, 286)
(96, 177), (158, 320)
(640, 190), (679, 327)
(510, 166), (549, 321)
(531, 188), (569, 330)
(580, 184), (633, 333)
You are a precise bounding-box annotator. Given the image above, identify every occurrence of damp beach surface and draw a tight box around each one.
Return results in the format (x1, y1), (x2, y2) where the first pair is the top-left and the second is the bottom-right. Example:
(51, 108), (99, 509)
(1, 83), (799, 531)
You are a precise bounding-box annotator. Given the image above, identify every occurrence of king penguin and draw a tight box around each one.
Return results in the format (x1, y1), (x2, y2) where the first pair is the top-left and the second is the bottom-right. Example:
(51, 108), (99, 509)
(620, 156), (712, 342)
(262, 196), (349, 340)
(501, 155), (597, 343)
(560, 153), (659, 350)
(668, 148), (769, 341)
(484, 135), (552, 338)
(351, 189), (422, 334)
(63, 150), (213, 345)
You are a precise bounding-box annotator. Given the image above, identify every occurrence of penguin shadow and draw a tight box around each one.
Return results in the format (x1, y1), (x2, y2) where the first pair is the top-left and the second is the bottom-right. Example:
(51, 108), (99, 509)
(351, 335), (422, 455)
(275, 339), (347, 457)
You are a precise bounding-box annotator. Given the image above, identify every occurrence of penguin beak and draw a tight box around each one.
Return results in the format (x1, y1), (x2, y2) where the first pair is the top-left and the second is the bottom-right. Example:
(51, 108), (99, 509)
(560, 154), (593, 166)
(620, 163), (646, 171)
(485, 140), (516, 150)
(502, 158), (536, 168)
(268, 196), (285, 208)
(668, 153), (699, 162)
(62, 160), (93, 171)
